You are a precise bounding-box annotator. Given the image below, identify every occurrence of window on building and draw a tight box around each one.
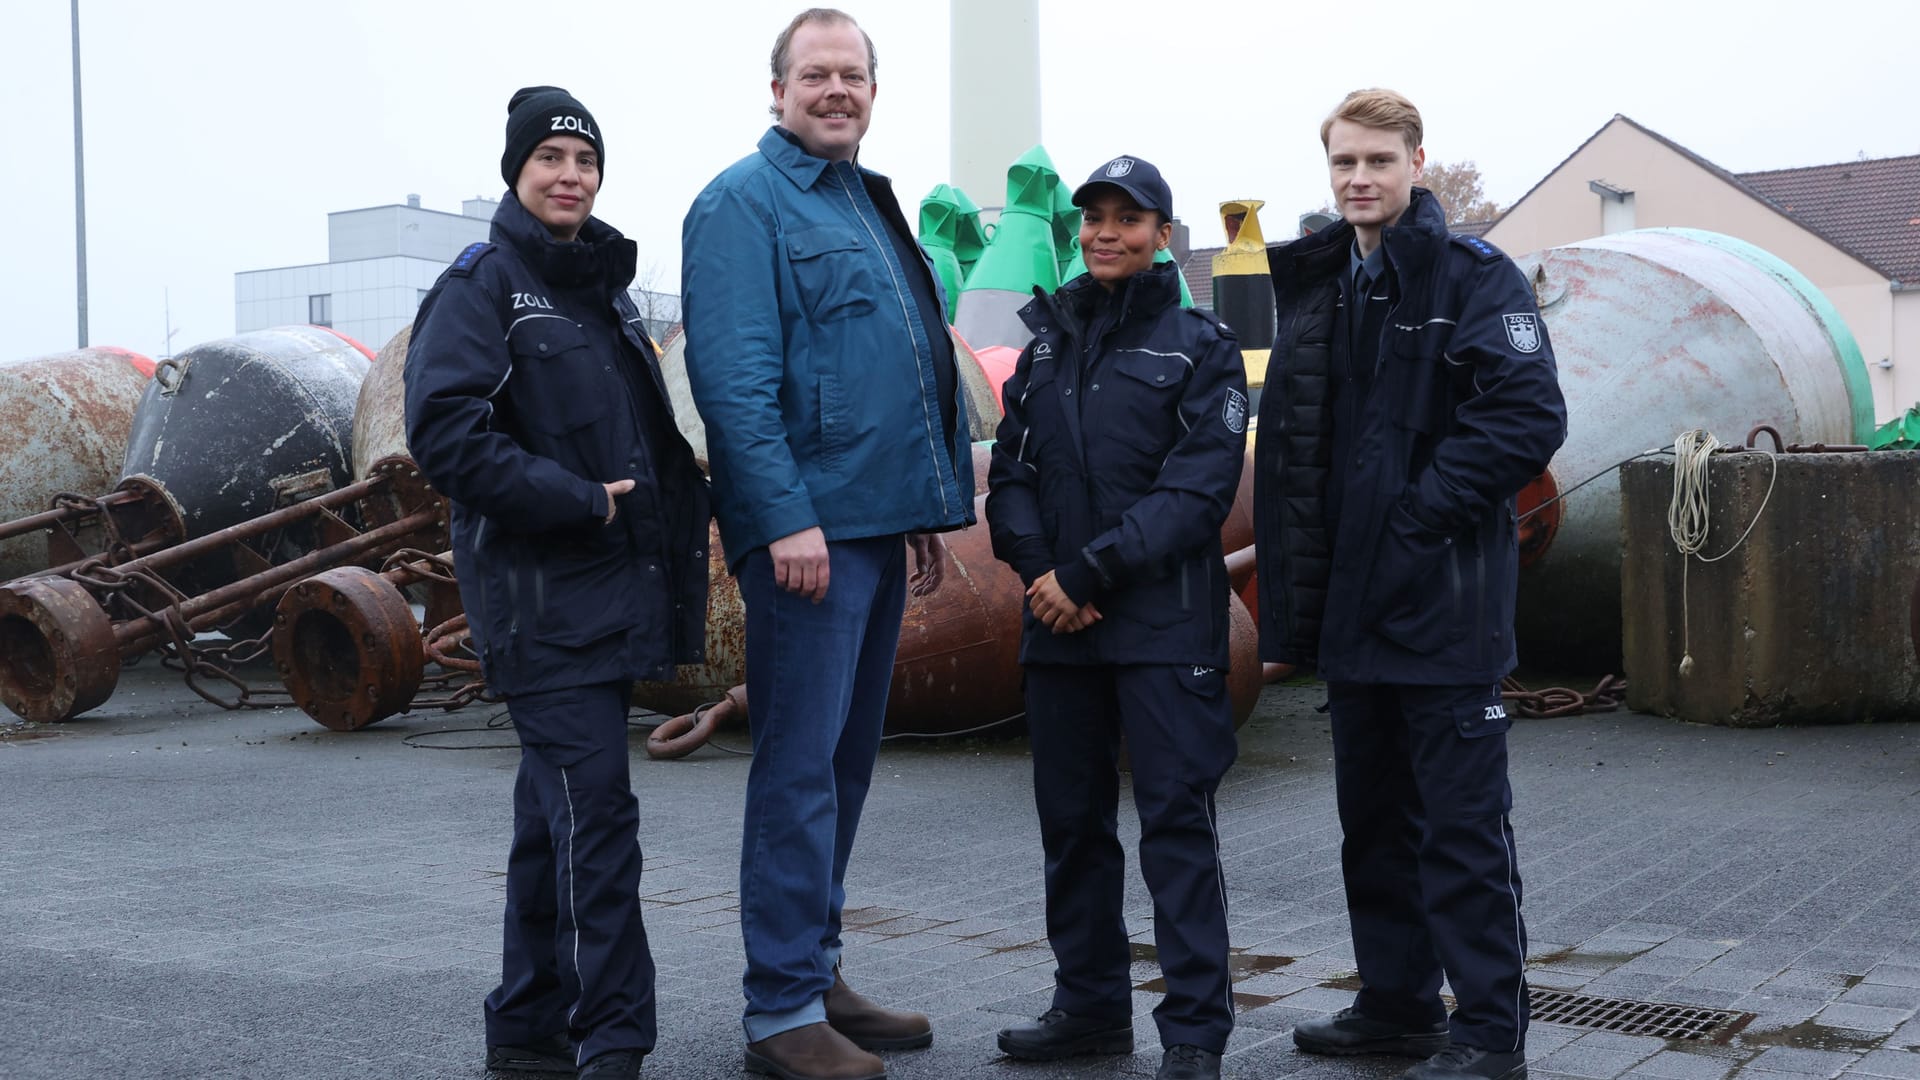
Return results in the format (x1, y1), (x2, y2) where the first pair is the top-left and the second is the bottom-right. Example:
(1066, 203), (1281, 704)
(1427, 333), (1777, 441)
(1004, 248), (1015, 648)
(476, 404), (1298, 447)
(309, 294), (332, 327)
(417, 289), (430, 306)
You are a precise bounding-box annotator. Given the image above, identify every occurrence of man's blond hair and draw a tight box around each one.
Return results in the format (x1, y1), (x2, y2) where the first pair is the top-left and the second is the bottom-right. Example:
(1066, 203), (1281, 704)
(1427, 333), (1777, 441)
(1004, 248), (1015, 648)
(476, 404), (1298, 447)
(1320, 88), (1423, 155)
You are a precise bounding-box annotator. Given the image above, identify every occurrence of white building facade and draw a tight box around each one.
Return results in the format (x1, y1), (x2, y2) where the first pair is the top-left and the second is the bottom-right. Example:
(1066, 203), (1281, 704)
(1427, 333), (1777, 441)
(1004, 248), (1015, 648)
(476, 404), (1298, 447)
(236, 195), (684, 352)
(234, 196), (497, 353)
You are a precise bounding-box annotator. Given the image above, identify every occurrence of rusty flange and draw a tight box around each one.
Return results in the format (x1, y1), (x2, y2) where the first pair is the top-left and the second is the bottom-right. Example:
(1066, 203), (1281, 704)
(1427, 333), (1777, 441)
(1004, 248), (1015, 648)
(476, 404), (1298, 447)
(360, 455), (448, 553)
(97, 474), (188, 565)
(273, 566), (423, 731)
(0, 576), (120, 722)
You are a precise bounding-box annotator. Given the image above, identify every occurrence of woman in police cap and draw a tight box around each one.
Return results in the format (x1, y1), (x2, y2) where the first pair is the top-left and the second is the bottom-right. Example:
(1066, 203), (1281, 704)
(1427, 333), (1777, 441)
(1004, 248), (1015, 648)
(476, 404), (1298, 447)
(985, 156), (1248, 1080)
(403, 86), (709, 1080)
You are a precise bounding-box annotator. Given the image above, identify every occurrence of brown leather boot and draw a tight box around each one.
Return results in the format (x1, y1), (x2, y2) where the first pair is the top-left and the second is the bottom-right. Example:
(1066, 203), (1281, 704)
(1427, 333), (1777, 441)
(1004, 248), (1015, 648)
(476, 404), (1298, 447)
(825, 966), (934, 1050)
(745, 1022), (886, 1080)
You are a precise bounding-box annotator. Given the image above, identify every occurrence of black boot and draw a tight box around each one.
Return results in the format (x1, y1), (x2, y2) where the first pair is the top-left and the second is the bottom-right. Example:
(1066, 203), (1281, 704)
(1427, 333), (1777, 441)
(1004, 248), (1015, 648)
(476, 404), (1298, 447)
(1402, 1045), (1526, 1080)
(1293, 1007), (1450, 1057)
(486, 1033), (575, 1073)
(577, 1049), (644, 1080)
(996, 1009), (1134, 1061)
(1157, 1044), (1222, 1079)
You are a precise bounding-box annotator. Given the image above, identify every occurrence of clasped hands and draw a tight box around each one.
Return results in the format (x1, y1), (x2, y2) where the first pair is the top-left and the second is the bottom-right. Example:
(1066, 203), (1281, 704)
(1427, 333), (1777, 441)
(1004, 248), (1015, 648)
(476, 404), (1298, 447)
(1027, 570), (1102, 635)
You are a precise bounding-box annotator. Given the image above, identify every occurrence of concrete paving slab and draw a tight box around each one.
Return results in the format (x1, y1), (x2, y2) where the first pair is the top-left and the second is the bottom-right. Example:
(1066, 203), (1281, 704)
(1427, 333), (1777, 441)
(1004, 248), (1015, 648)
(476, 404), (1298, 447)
(4, 667), (1920, 1078)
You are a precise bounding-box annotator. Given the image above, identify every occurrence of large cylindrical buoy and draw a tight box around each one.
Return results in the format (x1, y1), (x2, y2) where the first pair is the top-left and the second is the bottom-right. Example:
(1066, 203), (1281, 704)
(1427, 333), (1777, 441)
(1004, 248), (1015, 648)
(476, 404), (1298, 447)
(351, 323), (412, 479)
(123, 326), (371, 538)
(1211, 201), (1276, 421)
(953, 145), (1062, 355)
(1511, 229), (1873, 672)
(0, 348), (155, 581)
(118, 326), (371, 620)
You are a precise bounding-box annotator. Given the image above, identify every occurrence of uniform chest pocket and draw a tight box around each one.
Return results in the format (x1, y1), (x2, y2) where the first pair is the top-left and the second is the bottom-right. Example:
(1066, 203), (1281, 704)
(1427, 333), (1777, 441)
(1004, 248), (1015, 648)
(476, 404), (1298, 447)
(1106, 350), (1189, 444)
(1387, 335), (1447, 435)
(787, 228), (881, 323)
(1112, 349), (1190, 392)
(507, 317), (610, 435)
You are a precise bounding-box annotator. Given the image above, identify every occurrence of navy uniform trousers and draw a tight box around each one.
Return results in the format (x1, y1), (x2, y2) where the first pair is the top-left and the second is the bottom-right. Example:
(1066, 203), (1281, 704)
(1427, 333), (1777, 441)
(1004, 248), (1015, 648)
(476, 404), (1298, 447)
(1026, 663), (1238, 1054)
(1327, 681), (1528, 1054)
(485, 680), (656, 1067)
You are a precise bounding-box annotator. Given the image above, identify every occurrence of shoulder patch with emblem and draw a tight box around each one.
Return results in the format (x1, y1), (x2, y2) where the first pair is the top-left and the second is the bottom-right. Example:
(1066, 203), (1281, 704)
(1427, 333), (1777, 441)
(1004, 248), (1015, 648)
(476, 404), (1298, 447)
(1502, 313), (1542, 353)
(448, 241), (496, 278)
(1223, 388), (1249, 433)
(1451, 234), (1503, 264)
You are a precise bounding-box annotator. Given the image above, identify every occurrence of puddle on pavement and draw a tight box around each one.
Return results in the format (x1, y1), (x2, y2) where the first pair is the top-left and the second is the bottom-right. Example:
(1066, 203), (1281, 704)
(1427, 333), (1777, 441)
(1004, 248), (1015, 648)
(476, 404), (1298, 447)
(1732, 1018), (1887, 1055)
(1526, 945), (1650, 971)
(1132, 942), (1296, 1005)
(0, 723), (62, 741)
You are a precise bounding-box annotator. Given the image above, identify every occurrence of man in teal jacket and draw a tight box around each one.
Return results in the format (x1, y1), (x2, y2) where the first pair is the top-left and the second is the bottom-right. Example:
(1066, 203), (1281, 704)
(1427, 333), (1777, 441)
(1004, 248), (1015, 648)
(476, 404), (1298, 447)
(680, 9), (974, 1080)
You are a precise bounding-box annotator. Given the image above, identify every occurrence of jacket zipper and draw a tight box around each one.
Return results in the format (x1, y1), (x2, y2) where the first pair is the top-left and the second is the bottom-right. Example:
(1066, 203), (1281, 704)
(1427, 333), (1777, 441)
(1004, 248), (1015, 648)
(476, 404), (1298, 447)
(532, 564), (546, 628)
(506, 545), (522, 639)
(1473, 541), (1487, 665)
(468, 518), (493, 656)
(1448, 543), (1463, 625)
(831, 167), (953, 520)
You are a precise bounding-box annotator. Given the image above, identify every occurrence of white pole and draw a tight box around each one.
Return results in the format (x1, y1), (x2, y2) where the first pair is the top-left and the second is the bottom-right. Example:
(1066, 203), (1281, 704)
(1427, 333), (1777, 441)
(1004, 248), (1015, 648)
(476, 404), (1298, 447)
(72, 0), (88, 348)
(949, 0), (1041, 220)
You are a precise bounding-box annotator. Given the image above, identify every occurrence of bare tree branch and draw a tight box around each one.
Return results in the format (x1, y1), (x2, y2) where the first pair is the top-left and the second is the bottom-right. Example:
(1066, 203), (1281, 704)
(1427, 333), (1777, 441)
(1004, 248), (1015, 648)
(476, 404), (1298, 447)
(1420, 160), (1503, 225)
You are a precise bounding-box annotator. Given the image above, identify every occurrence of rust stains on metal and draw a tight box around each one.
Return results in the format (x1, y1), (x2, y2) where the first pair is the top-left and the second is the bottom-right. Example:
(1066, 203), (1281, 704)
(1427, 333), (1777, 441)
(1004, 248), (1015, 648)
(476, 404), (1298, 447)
(0, 349), (152, 581)
(273, 566), (424, 731)
(0, 577), (120, 724)
(351, 325), (413, 479)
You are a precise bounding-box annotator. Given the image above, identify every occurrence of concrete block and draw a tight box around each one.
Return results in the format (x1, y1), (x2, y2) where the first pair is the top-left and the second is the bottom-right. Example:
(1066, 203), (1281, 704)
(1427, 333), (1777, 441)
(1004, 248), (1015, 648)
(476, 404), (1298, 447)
(1620, 452), (1920, 725)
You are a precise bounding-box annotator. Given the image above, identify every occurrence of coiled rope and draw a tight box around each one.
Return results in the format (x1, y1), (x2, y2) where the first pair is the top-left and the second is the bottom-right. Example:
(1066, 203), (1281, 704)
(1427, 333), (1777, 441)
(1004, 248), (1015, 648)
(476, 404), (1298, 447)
(1667, 429), (1777, 677)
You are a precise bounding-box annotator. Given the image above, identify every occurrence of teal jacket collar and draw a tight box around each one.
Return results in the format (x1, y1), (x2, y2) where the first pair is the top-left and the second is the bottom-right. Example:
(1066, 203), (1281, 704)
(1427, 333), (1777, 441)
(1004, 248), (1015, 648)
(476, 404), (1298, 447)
(758, 126), (896, 192)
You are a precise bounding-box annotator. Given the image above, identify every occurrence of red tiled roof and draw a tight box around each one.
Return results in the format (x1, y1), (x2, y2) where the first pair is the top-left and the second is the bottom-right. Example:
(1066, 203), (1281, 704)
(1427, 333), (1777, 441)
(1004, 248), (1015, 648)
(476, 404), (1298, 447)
(1739, 155), (1920, 284)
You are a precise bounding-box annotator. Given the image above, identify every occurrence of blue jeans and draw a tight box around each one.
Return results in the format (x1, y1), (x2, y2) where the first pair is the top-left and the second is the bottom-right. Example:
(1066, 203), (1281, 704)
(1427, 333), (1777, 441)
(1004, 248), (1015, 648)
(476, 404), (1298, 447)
(736, 534), (907, 1041)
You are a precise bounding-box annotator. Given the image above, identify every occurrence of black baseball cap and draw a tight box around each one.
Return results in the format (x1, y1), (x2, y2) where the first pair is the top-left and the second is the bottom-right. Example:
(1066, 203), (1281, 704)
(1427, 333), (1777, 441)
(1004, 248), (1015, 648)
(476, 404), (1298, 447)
(1071, 155), (1173, 220)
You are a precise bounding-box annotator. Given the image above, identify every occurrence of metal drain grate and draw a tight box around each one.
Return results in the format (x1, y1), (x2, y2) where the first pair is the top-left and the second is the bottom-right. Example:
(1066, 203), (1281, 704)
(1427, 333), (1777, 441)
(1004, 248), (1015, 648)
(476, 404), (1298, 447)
(1531, 988), (1747, 1040)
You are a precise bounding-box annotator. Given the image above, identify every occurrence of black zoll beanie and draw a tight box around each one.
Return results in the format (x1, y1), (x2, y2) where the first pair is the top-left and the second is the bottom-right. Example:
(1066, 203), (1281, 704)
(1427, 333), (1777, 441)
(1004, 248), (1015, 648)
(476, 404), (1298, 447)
(501, 86), (604, 188)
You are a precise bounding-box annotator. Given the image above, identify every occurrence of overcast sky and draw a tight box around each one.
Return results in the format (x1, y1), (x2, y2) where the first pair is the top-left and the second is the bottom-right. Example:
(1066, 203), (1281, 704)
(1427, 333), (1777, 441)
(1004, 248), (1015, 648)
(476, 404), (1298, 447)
(2, 0), (1914, 361)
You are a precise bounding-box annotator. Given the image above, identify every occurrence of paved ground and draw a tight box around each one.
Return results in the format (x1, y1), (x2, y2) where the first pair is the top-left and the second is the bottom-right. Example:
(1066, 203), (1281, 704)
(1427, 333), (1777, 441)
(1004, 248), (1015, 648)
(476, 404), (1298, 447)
(2, 660), (1918, 1080)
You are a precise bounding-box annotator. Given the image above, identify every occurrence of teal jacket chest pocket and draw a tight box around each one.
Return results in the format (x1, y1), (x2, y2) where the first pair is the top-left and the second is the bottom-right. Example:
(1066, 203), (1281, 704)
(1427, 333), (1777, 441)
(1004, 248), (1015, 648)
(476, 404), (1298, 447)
(786, 227), (882, 323)
(507, 317), (610, 435)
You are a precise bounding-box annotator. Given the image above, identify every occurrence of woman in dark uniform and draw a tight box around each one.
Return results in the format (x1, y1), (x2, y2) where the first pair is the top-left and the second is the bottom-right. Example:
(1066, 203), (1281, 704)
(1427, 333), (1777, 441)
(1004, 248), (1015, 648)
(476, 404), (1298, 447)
(985, 156), (1249, 1080)
(404, 87), (709, 1080)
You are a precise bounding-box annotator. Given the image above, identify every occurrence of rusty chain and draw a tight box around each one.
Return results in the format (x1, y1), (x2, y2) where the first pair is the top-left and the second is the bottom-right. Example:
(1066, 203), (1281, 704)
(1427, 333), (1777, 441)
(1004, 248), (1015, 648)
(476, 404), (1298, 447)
(1500, 674), (1627, 719)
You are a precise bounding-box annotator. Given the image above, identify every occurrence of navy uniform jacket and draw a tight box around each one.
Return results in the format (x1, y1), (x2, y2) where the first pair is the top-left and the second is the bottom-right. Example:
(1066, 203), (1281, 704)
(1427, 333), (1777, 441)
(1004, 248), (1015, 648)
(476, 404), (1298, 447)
(404, 193), (710, 697)
(987, 263), (1248, 668)
(1253, 188), (1566, 685)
